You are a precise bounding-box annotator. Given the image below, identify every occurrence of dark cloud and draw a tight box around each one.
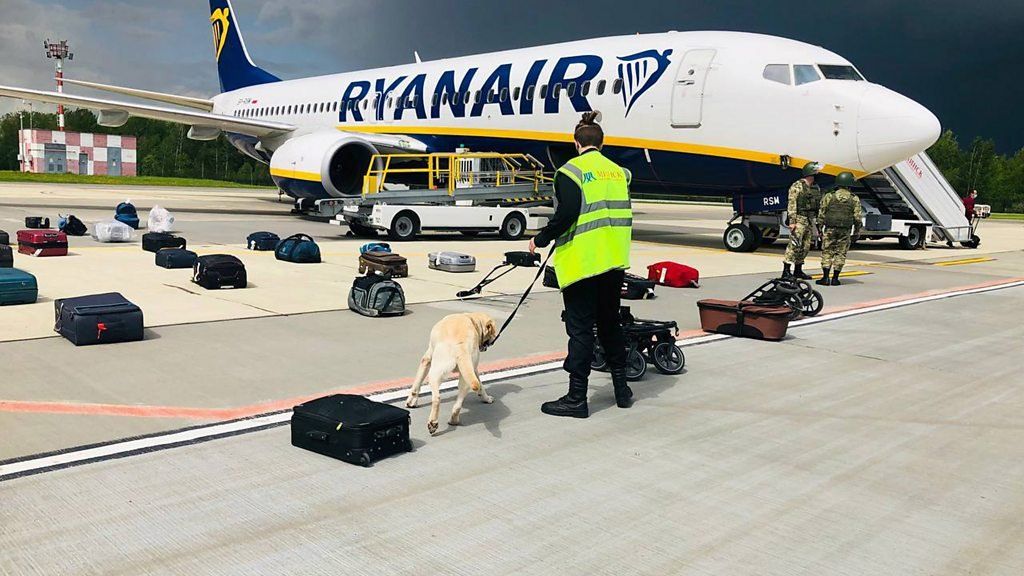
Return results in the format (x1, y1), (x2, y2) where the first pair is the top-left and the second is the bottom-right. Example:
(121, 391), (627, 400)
(3, 0), (1020, 152)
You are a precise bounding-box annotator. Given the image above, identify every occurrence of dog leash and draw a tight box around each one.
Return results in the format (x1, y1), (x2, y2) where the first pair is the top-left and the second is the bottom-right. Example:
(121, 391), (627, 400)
(485, 247), (555, 350)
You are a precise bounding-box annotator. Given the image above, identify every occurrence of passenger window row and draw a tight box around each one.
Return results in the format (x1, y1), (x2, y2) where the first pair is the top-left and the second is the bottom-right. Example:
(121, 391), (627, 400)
(232, 78), (626, 119)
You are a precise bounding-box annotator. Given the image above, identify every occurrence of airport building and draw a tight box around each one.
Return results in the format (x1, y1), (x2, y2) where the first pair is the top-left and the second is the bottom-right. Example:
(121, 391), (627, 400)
(18, 129), (137, 176)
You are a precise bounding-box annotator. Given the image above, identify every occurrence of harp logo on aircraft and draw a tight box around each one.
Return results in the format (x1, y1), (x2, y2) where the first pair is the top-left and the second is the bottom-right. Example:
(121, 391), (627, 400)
(210, 8), (231, 62)
(616, 49), (674, 117)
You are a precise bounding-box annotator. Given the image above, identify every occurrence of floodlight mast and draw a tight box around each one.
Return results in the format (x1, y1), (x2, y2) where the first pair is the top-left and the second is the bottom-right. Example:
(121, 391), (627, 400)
(44, 39), (73, 131)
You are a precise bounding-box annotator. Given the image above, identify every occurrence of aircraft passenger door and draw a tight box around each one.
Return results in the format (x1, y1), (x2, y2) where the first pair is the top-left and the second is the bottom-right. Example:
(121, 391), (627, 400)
(670, 49), (716, 128)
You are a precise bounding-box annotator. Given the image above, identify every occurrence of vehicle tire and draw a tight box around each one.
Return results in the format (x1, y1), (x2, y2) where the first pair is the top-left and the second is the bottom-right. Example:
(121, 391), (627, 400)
(460, 231), (481, 237)
(625, 347), (647, 381)
(723, 223), (756, 252)
(962, 234), (981, 249)
(899, 226), (924, 250)
(652, 342), (685, 375)
(347, 221), (378, 238)
(499, 213), (527, 241)
(591, 342), (609, 372)
(388, 212), (419, 241)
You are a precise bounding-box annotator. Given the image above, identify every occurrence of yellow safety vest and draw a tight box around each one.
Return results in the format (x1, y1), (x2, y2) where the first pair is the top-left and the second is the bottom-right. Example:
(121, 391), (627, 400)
(552, 151), (632, 288)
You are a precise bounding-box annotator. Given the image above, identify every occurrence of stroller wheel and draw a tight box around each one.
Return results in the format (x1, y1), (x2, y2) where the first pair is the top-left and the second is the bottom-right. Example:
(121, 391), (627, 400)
(785, 295), (805, 319)
(652, 342), (686, 375)
(591, 342), (609, 372)
(801, 289), (824, 317)
(626, 348), (647, 381)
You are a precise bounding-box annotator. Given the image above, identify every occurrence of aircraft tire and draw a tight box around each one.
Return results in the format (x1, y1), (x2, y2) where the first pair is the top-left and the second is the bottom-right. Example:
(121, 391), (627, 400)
(724, 223), (757, 252)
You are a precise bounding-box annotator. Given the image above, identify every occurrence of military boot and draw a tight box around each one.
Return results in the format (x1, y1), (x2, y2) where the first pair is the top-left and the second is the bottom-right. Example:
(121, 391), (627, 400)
(816, 267), (831, 286)
(793, 263), (812, 280)
(541, 375), (589, 418)
(611, 366), (633, 408)
(831, 268), (842, 286)
(782, 263), (793, 278)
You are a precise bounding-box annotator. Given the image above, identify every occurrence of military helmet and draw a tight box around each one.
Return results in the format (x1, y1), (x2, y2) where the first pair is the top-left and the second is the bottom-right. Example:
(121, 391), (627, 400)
(801, 162), (821, 177)
(835, 171), (858, 187)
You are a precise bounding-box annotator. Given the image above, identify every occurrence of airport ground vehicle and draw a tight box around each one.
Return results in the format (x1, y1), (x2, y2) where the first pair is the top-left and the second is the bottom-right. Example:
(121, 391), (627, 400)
(303, 152), (552, 241)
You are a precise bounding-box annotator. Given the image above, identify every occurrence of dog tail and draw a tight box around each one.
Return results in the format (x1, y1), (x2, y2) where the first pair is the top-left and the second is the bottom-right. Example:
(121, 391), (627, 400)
(456, 352), (481, 392)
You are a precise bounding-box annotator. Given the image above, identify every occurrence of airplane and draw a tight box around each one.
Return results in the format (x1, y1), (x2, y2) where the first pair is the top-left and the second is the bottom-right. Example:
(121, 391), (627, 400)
(0, 0), (940, 223)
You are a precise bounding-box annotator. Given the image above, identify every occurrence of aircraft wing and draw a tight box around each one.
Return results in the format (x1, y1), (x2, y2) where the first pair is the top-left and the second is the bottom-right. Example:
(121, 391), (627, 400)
(0, 85), (293, 139)
(60, 78), (215, 111)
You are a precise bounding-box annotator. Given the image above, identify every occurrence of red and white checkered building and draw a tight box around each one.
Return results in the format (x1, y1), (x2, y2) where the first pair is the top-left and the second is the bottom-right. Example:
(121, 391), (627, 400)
(18, 129), (137, 177)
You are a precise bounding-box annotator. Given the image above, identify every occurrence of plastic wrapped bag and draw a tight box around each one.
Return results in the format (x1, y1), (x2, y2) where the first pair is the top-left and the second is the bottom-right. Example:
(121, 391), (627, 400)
(147, 205), (175, 233)
(92, 220), (134, 243)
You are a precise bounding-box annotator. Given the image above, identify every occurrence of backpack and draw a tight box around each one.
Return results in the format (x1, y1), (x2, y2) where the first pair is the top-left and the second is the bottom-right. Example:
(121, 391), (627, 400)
(275, 233), (322, 263)
(823, 191), (858, 228)
(359, 242), (391, 254)
(59, 214), (88, 237)
(348, 274), (406, 317)
(115, 201), (140, 229)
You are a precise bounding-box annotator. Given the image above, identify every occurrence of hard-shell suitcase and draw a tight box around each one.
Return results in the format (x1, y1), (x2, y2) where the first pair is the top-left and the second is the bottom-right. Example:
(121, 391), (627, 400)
(25, 217), (50, 229)
(142, 232), (187, 253)
(0, 245), (12, 269)
(359, 251), (408, 278)
(275, 233), (322, 263)
(291, 394), (412, 467)
(155, 248), (198, 269)
(193, 254), (247, 289)
(246, 231), (279, 251)
(54, 292), (144, 346)
(0, 268), (38, 305)
(697, 299), (792, 341)
(0, 229), (9, 246)
(17, 230), (68, 257)
(428, 251), (476, 273)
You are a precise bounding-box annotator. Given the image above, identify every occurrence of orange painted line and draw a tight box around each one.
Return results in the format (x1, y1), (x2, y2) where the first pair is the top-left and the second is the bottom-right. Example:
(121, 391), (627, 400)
(4, 276), (1022, 421)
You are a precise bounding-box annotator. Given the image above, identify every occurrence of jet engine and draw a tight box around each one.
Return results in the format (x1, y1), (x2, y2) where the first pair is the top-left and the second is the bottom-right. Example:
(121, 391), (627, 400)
(269, 131), (381, 198)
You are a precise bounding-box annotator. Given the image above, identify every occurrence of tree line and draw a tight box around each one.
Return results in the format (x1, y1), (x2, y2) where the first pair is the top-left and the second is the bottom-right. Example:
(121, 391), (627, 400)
(0, 110), (1020, 212)
(0, 109), (273, 186)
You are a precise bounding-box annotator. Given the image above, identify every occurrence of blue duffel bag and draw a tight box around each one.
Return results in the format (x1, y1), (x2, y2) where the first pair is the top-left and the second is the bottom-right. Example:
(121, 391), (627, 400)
(276, 234), (321, 263)
(359, 242), (391, 254)
(247, 231), (280, 251)
(115, 201), (140, 230)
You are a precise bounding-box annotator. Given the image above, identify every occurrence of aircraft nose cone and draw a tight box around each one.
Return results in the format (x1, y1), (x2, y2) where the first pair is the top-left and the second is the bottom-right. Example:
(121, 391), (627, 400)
(857, 85), (941, 173)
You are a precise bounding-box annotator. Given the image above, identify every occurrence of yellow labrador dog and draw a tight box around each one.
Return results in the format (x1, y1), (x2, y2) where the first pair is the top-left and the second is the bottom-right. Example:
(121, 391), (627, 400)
(406, 312), (498, 434)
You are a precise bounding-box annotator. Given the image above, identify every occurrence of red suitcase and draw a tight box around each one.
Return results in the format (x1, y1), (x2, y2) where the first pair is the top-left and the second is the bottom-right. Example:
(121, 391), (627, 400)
(18, 230), (68, 257)
(697, 299), (792, 341)
(647, 262), (700, 288)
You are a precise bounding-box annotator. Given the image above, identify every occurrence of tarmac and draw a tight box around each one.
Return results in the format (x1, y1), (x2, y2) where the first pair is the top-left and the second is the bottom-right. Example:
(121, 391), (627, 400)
(1, 182), (1023, 575)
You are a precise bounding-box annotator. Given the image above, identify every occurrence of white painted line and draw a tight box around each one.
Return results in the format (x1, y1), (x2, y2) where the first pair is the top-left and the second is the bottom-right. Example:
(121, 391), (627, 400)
(3, 279), (1022, 481)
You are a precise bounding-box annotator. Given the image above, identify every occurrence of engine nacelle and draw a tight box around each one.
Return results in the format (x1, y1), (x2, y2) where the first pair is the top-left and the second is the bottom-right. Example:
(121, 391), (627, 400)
(269, 131), (380, 199)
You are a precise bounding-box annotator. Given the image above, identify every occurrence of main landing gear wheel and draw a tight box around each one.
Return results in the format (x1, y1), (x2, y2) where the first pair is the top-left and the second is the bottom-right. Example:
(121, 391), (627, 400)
(651, 342), (685, 375)
(388, 211), (419, 241)
(724, 224), (757, 253)
(625, 347), (647, 381)
(899, 226), (926, 250)
(499, 213), (527, 241)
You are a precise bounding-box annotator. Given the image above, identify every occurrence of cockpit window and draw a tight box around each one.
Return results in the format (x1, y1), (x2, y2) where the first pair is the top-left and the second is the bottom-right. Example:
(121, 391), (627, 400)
(794, 65), (821, 85)
(762, 64), (791, 85)
(818, 65), (864, 81)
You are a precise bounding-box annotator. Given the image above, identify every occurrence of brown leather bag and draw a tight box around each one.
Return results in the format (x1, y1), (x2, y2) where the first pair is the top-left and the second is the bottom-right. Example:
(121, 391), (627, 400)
(697, 299), (792, 341)
(359, 251), (408, 278)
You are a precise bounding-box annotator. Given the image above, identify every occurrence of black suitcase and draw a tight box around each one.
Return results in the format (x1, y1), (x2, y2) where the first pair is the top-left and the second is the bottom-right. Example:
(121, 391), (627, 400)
(142, 232), (187, 253)
(193, 254), (247, 289)
(291, 394), (413, 467)
(0, 229), (10, 246)
(0, 245), (12, 268)
(54, 292), (145, 346)
(155, 248), (198, 269)
(247, 231), (280, 251)
(25, 217), (50, 229)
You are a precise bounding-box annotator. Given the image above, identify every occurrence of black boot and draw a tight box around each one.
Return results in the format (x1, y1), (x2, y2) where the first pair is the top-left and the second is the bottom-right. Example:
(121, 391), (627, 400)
(793, 263), (812, 280)
(782, 263), (793, 278)
(816, 267), (831, 286)
(611, 367), (633, 408)
(541, 376), (589, 418)
(831, 268), (842, 286)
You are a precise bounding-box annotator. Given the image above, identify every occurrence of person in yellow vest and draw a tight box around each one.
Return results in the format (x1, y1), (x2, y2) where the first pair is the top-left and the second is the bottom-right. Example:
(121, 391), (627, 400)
(529, 111), (634, 418)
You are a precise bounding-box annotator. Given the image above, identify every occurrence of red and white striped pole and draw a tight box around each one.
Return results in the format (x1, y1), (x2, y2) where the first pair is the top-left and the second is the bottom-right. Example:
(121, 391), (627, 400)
(56, 57), (64, 131)
(44, 39), (72, 132)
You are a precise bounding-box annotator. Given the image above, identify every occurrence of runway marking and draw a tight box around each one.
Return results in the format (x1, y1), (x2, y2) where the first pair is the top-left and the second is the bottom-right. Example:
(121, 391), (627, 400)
(812, 271), (872, 280)
(2, 277), (1023, 482)
(862, 262), (919, 271)
(933, 257), (995, 267)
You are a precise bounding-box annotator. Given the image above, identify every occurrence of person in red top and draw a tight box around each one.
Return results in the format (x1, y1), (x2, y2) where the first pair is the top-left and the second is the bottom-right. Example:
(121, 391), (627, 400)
(962, 189), (978, 220)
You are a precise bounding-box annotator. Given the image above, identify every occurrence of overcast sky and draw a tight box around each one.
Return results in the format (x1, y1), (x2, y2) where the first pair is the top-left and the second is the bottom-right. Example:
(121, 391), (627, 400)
(1, 0), (1019, 152)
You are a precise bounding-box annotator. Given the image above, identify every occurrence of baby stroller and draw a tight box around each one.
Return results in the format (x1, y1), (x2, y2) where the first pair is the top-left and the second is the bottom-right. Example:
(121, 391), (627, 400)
(592, 306), (685, 381)
(744, 277), (823, 319)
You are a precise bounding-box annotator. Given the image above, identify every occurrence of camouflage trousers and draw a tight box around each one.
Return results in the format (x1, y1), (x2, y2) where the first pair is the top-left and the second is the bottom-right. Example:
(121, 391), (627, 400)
(820, 227), (852, 270)
(784, 216), (814, 265)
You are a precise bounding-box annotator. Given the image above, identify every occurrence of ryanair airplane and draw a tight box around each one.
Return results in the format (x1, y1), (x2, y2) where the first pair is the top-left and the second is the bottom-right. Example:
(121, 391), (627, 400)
(0, 0), (940, 202)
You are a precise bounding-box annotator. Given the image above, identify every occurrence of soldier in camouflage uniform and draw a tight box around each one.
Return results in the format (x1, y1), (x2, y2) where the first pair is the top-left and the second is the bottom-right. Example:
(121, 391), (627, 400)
(817, 171), (863, 286)
(782, 162), (822, 279)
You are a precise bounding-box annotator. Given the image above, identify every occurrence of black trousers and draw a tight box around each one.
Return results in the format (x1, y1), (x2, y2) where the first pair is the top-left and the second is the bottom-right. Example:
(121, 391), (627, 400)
(561, 269), (627, 384)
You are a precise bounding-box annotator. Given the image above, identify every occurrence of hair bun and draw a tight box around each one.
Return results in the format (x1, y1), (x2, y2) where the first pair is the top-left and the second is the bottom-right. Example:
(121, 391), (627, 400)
(580, 111), (601, 126)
